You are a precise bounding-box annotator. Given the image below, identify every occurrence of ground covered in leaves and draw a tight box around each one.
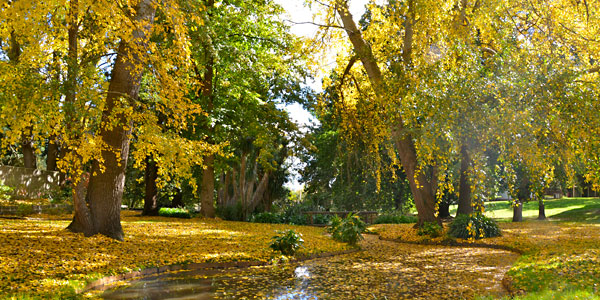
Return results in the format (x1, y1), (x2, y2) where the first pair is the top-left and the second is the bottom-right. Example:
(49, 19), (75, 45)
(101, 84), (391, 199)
(100, 234), (519, 300)
(373, 221), (600, 298)
(0, 211), (350, 299)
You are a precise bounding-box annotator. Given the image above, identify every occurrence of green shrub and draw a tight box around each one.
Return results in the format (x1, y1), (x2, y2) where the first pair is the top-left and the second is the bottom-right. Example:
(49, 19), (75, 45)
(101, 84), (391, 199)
(158, 207), (192, 219)
(251, 212), (282, 224)
(374, 214), (417, 224)
(0, 180), (13, 201)
(449, 213), (501, 240)
(283, 213), (307, 225)
(312, 214), (331, 225)
(417, 222), (443, 238)
(270, 229), (304, 256)
(328, 213), (366, 245)
(216, 202), (244, 221)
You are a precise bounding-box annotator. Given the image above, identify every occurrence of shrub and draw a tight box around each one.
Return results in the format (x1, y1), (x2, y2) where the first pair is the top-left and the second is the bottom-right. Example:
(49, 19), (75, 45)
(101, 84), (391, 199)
(270, 229), (303, 256)
(374, 214), (417, 224)
(328, 213), (366, 245)
(312, 214), (331, 225)
(0, 180), (13, 201)
(449, 213), (501, 240)
(251, 212), (282, 224)
(417, 222), (443, 238)
(216, 202), (244, 221)
(158, 207), (192, 219)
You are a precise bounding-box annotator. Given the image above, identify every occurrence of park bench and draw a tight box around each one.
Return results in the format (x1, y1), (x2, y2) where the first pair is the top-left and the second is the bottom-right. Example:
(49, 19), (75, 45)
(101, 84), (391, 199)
(303, 211), (378, 225)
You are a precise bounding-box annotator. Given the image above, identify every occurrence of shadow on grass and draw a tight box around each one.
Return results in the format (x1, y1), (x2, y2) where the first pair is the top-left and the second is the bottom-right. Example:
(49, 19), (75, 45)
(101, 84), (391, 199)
(550, 203), (600, 223)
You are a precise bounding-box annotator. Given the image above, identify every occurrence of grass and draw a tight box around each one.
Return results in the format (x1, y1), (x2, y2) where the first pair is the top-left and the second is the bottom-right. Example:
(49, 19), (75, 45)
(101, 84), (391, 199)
(0, 211), (351, 299)
(376, 197), (600, 299)
(450, 197), (600, 222)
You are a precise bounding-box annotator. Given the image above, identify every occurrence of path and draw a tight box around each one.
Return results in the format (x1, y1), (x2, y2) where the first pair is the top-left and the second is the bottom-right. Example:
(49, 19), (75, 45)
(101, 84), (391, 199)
(101, 235), (519, 299)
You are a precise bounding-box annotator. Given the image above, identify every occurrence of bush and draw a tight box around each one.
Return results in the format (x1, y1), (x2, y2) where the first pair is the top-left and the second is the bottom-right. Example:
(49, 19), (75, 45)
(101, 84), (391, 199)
(417, 222), (443, 238)
(251, 212), (282, 224)
(449, 213), (501, 240)
(216, 202), (244, 221)
(374, 214), (417, 224)
(0, 180), (13, 201)
(270, 229), (303, 256)
(328, 213), (366, 245)
(158, 207), (192, 219)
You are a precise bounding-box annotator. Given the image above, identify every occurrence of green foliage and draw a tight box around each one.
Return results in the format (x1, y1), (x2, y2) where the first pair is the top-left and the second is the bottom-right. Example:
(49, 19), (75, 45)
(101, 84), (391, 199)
(374, 214), (417, 224)
(269, 229), (304, 256)
(449, 213), (501, 240)
(0, 181), (13, 201)
(417, 222), (443, 238)
(251, 212), (282, 224)
(328, 213), (366, 245)
(15, 204), (34, 216)
(216, 202), (244, 221)
(158, 207), (192, 219)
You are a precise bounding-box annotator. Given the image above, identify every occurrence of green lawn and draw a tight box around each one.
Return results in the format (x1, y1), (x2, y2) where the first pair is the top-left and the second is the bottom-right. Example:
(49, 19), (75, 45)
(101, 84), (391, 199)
(450, 197), (600, 222)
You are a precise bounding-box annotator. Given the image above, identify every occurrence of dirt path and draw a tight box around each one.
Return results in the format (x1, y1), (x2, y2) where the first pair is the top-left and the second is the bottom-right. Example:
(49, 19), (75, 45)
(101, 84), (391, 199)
(102, 234), (520, 299)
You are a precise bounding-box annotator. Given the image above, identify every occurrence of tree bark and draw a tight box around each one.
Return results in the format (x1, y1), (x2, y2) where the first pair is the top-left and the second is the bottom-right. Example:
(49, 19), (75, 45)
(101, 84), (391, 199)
(67, 0), (156, 241)
(336, 0), (438, 226)
(200, 154), (216, 217)
(46, 136), (59, 172)
(142, 156), (159, 216)
(438, 201), (451, 218)
(457, 144), (472, 215)
(537, 197), (546, 220)
(22, 134), (36, 169)
(512, 200), (523, 222)
(171, 189), (184, 208)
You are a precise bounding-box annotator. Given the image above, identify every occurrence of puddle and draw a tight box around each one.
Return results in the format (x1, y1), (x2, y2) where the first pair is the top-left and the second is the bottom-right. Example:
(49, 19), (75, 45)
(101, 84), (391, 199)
(101, 235), (520, 299)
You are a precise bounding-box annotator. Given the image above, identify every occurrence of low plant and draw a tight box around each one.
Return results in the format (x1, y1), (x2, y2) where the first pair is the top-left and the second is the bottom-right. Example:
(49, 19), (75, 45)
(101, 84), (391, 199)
(328, 213), (366, 245)
(449, 213), (501, 240)
(0, 180), (13, 201)
(374, 214), (417, 224)
(251, 212), (282, 224)
(158, 207), (192, 219)
(417, 222), (443, 238)
(270, 229), (304, 256)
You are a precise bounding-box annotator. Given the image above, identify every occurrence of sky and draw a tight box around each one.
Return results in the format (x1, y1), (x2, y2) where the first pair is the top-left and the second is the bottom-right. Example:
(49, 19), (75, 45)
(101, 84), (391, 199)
(273, 0), (370, 190)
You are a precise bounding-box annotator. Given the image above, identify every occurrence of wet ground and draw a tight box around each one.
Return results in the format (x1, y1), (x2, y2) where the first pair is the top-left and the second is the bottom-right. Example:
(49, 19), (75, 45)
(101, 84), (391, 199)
(100, 235), (519, 300)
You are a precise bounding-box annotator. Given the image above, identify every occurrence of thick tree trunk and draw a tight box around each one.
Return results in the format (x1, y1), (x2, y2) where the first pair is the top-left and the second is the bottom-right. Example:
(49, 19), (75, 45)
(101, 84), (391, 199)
(457, 144), (472, 215)
(142, 157), (159, 216)
(200, 154), (216, 217)
(537, 198), (546, 220)
(22, 135), (36, 169)
(512, 200), (523, 222)
(67, 0), (156, 241)
(336, 1), (438, 226)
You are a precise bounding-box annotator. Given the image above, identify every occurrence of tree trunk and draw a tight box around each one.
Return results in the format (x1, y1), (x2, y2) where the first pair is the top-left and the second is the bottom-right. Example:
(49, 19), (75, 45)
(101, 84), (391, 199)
(22, 134), (36, 169)
(46, 136), (59, 171)
(200, 154), (216, 217)
(336, 1), (438, 227)
(438, 201), (451, 218)
(142, 157), (159, 216)
(67, 0), (156, 241)
(171, 189), (184, 208)
(512, 200), (523, 222)
(457, 144), (472, 215)
(537, 197), (546, 220)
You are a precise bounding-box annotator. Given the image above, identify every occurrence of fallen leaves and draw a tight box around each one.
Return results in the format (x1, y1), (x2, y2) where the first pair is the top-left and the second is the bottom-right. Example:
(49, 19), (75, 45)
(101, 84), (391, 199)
(0, 211), (350, 298)
(372, 221), (600, 296)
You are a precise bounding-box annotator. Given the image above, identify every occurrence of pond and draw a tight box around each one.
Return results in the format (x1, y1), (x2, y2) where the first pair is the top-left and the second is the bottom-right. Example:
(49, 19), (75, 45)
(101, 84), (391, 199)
(100, 235), (519, 300)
